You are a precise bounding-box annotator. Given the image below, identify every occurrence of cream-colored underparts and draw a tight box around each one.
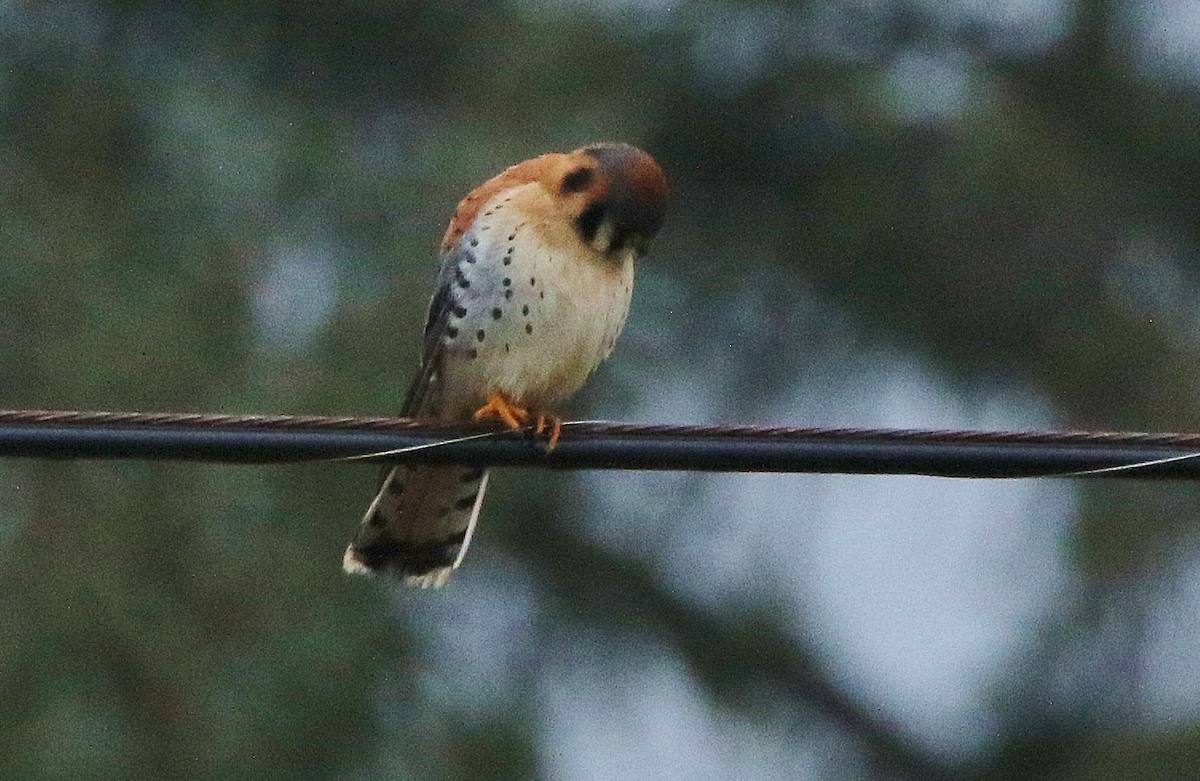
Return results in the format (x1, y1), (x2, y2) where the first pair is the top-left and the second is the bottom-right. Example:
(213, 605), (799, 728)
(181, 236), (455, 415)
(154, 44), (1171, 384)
(437, 184), (635, 418)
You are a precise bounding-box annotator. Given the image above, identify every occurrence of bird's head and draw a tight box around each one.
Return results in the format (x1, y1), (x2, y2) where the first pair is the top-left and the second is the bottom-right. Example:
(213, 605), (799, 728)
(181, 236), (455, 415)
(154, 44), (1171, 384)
(441, 143), (668, 259)
(555, 143), (669, 259)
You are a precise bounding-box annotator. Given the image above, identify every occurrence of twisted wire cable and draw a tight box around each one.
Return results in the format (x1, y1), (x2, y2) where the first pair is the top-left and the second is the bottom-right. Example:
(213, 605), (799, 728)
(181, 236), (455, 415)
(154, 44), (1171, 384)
(1, 408), (1198, 478)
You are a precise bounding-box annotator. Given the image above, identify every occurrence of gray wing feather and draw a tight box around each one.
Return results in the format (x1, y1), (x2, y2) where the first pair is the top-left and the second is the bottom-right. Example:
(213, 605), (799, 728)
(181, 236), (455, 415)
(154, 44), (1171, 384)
(401, 246), (464, 417)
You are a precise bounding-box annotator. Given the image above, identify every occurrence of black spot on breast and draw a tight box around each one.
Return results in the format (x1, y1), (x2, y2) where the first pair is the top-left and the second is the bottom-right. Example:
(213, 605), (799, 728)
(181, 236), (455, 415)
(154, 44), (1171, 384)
(539, 291), (545, 299)
(530, 277), (536, 286)
(525, 323), (533, 334)
(561, 166), (594, 193)
(522, 305), (529, 316)
(467, 347), (479, 359)
(469, 238), (478, 248)
(502, 277), (511, 287)
(505, 289), (514, 300)
(447, 326), (459, 339)
(492, 308), (502, 319)
(505, 343), (510, 353)
(503, 257), (511, 266)
(508, 233), (516, 241)
(454, 305), (467, 318)
(476, 329), (486, 342)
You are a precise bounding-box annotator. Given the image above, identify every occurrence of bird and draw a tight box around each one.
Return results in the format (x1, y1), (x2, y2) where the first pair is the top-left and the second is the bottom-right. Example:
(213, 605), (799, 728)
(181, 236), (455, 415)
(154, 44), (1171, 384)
(343, 142), (668, 587)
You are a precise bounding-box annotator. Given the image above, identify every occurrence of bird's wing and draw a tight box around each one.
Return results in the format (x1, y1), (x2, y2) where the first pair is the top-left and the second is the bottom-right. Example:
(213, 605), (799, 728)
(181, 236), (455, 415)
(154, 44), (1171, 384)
(400, 244), (468, 417)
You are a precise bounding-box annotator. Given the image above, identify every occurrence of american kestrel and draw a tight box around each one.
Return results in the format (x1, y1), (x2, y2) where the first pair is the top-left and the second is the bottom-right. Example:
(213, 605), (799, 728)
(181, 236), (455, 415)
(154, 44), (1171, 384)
(343, 143), (668, 587)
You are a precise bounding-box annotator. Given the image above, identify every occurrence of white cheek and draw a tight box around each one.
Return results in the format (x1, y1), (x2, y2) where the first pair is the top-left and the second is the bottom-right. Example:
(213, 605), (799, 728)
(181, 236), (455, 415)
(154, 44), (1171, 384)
(589, 221), (615, 254)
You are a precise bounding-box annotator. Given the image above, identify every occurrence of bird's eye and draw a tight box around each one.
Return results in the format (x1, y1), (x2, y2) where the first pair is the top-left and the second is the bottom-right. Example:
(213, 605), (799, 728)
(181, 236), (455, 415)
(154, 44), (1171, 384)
(560, 167), (594, 194)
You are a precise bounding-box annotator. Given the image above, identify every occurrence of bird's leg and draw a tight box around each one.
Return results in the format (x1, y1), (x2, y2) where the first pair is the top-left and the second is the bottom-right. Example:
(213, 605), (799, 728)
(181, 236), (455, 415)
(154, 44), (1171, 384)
(472, 392), (531, 430)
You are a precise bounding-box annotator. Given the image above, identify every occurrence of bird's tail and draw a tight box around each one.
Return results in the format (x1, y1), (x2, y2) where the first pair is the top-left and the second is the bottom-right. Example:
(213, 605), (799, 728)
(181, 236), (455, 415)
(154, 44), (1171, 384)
(343, 464), (489, 588)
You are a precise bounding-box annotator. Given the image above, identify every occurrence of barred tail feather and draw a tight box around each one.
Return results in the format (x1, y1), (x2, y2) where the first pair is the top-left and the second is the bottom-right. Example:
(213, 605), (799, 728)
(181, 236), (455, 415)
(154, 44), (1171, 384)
(343, 465), (490, 588)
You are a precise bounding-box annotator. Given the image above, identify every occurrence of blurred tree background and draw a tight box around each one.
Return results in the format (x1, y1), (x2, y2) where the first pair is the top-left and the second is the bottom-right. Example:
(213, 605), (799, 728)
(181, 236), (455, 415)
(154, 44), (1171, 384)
(3, 0), (1200, 778)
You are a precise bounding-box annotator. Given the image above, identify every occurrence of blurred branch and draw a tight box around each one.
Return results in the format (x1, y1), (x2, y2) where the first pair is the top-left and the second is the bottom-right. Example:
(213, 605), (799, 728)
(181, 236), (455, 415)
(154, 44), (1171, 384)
(3, 409), (1200, 478)
(507, 521), (959, 781)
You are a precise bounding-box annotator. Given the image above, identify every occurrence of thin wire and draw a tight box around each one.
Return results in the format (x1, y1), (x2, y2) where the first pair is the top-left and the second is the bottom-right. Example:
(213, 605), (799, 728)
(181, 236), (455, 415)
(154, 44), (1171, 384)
(1055, 450), (1200, 477)
(2, 407), (1200, 479)
(331, 430), (503, 462)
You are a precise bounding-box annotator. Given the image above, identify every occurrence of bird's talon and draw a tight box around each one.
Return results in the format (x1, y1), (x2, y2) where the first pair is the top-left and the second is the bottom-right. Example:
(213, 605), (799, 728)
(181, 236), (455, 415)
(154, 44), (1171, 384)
(532, 414), (563, 451)
(474, 396), (562, 450)
(473, 393), (530, 430)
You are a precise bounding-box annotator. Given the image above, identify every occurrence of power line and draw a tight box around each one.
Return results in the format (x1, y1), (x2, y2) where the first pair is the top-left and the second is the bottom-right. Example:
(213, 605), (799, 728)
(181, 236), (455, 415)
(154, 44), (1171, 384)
(1, 408), (1199, 479)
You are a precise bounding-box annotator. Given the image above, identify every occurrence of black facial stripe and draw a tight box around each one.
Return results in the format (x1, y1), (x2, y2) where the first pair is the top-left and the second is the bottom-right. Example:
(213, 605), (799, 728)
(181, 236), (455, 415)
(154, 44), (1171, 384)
(608, 226), (630, 253)
(575, 201), (607, 244)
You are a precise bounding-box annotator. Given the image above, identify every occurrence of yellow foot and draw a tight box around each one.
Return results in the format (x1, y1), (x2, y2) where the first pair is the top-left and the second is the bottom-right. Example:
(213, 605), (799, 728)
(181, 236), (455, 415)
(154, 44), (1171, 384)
(472, 394), (563, 451)
(472, 392), (530, 430)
